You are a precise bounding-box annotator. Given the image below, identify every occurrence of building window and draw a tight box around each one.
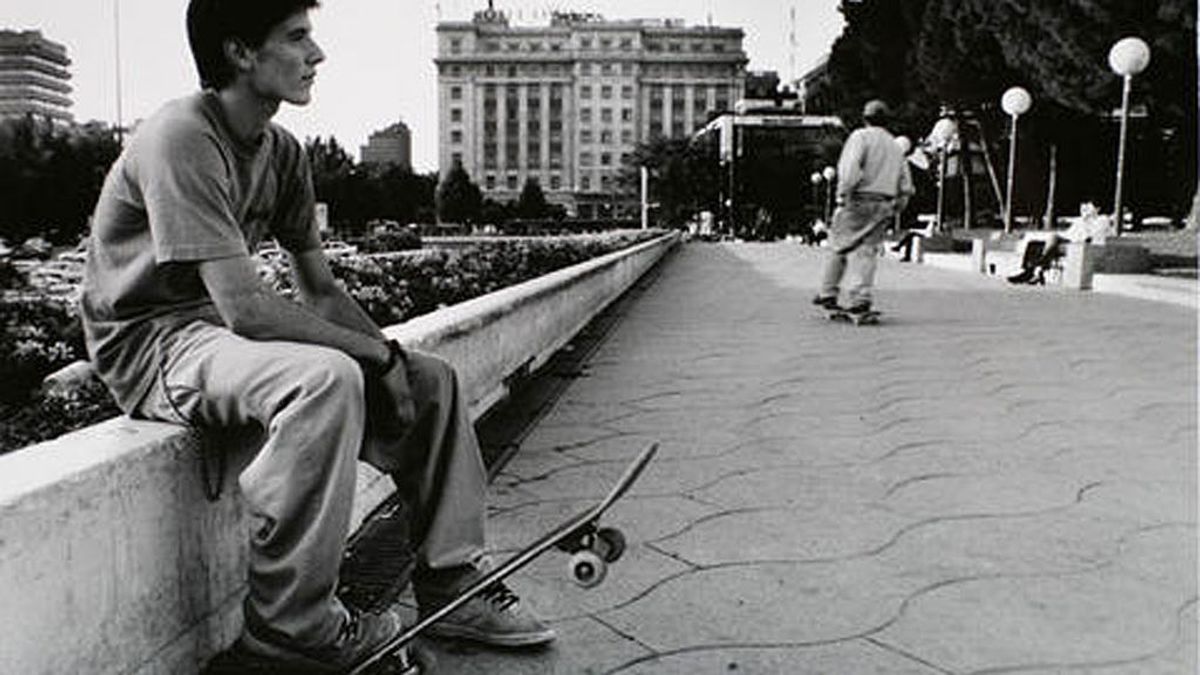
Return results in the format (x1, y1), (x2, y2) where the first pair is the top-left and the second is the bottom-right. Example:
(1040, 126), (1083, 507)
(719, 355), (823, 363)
(600, 108), (613, 123)
(580, 37), (592, 49)
(621, 129), (633, 143)
(486, 175), (496, 189)
(529, 42), (541, 52)
(600, 130), (613, 143)
(692, 42), (705, 52)
(507, 174), (518, 190)
(581, 175), (591, 190)
(580, 108), (592, 123)
(581, 62), (592, 76)
(507, 65), (517, 77)
(621, 63), (633, 75)
(600, 38), (612, 50)
(484, 41), (500, 52)
(580, 129), (593, 143)
(668, 42), (682, 52)
(601, 175), (611, 190)
(671, 121), (685, 138)
(581, 85), (592, 99)
(527, 143), (541, 167)
(550, 42), (562, 51)
(550, 175), (561, 190)
(600, 152), (611, 166)
(621, 85), (633, 100)
(580, 152), (593, 166)
(450, 130), (462, 144)
(452, 152), (463, 165)
(451, 108), (462, 122)
(450, 86), (462, 100)
(449, 65), (462, 76)
(621, 108), (633, 122)
(601, 85), (612, 99)
(449, 38), (462, 53)
(713, 43), (726, 52)
(620, 38), (633, 49)
(484, 144), (498, 168)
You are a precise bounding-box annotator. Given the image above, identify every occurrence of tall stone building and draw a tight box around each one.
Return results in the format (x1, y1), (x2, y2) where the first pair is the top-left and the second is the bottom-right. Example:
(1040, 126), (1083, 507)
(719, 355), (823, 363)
(0, 30), (73, 123)
(361, 120), (412, 171)
(436, 5), (747, 218)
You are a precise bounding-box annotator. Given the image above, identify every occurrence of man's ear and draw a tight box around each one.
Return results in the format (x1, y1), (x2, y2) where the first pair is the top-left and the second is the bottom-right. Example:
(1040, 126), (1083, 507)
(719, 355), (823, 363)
(222, 38), (255, 75)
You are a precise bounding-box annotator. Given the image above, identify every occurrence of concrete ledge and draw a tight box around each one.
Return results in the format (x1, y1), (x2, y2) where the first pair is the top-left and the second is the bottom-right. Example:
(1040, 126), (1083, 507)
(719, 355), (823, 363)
(0, 231), (678, 675)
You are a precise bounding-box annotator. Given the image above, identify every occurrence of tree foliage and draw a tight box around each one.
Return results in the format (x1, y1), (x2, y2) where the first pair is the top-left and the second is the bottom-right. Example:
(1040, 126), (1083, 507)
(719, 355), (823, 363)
(0, 115), (120, 245)
(516, 177), (550, 219)
(435, 161), (483, 224)
(617, 137), (721, 227)
(827, 0), (1196, 219)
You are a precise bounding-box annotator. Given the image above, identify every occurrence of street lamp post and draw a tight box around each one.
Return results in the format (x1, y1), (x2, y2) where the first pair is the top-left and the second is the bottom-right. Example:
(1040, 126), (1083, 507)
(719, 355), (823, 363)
(822, 165), (836, 223)
(810, 171), (823, 225)
(928, 115), (958, 233)
(1108, 37), (1150, 234)
(1000, 87), (1032, 233)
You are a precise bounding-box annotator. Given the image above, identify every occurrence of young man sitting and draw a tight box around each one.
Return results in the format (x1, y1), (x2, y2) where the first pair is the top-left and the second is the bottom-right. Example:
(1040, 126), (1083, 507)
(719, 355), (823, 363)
(80, 1), (553, 670)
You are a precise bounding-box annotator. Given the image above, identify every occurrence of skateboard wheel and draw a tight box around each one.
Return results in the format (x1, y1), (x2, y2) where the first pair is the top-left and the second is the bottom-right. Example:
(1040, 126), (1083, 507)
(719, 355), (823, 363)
(596, 527), (626, 563)
(569, 550), (607, 588)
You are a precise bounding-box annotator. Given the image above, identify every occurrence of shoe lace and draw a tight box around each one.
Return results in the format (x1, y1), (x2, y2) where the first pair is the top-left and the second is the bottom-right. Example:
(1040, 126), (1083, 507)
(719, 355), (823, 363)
(479, 582), (520, 612)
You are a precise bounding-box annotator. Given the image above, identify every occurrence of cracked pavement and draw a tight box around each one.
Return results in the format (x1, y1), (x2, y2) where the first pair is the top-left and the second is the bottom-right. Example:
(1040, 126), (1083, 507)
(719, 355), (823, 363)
(422, 242), (1197, 674)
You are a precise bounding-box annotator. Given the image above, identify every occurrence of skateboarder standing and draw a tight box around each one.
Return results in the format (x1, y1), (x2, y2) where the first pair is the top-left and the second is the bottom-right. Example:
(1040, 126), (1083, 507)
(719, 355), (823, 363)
(812, 99), (914, 315)
(80, 1), (553, 671)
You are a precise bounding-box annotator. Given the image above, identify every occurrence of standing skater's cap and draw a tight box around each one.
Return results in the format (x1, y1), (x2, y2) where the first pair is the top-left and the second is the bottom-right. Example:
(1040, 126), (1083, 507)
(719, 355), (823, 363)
(862, 99), (891, 121)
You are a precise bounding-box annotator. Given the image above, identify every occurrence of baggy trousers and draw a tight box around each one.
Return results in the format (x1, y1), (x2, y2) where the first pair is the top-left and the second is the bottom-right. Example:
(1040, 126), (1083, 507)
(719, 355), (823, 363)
(133, 320), (486, 647)
(819, 197), (895, 307)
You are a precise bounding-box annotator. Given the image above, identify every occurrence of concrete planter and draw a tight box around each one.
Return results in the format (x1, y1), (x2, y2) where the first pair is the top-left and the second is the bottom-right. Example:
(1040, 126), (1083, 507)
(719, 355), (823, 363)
(0, 231), (677, 675)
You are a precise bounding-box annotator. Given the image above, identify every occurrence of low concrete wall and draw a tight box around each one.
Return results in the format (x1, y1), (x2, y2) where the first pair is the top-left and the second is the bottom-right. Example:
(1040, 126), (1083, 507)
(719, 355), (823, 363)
(0, 232), (677, 675)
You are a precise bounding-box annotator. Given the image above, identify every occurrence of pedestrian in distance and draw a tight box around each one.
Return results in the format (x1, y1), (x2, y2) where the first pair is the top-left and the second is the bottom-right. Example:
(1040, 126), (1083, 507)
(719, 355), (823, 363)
(79, 1), (553, 671)
(812, 99), (915, 315)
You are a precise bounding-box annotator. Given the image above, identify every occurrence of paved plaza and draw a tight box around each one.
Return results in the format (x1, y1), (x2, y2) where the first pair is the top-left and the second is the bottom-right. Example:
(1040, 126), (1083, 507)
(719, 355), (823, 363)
(418, 242), (1197, 674)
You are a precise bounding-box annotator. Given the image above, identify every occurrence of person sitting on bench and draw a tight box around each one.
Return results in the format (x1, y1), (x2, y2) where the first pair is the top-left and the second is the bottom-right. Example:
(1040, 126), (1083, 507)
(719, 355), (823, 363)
(1007, 202), (1112, 285)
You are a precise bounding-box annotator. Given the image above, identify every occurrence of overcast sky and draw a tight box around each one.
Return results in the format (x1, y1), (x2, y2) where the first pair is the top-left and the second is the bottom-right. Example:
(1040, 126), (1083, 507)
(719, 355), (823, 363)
(2, 0), (845, 171)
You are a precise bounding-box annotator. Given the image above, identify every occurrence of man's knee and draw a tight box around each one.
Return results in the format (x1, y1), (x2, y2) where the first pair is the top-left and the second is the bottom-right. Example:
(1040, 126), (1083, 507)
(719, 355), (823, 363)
(290, 347), (365, 408)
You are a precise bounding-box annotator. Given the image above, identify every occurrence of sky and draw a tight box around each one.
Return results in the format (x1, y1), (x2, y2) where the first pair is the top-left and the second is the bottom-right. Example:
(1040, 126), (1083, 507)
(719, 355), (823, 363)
(2, 0), (845, 171)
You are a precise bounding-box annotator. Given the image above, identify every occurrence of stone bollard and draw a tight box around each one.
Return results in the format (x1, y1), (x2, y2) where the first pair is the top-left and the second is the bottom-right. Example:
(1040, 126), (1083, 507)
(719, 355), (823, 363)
(1061, 242), (1094, 290)
(970, 239), (988, 274)
(911, 235), (925, 263)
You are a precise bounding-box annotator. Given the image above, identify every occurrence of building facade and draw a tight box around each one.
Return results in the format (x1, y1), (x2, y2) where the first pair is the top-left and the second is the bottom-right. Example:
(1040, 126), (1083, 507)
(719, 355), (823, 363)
(361, 120), (412, 171)
(0, 30), (72, 123)
(435, 7), (747, 218)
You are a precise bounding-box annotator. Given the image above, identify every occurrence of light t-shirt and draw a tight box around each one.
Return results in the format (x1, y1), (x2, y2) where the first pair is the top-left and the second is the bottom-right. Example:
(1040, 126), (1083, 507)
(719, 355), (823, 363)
(836, 126), (914, 201)
(80, 90), (320, 411)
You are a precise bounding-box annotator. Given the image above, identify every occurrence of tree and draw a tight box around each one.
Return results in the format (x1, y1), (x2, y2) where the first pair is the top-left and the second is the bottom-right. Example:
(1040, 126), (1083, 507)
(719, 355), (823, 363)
(827, 0), (1197, 220)
(617, 137), (720, 227)
(516, 177), (549, 219)
(435, 161), (482, 224)
(0, 115), (120, 245)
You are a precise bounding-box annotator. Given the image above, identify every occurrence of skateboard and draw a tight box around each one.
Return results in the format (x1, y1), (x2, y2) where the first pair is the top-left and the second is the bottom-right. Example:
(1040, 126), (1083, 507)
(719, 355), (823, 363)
(347, 442), (660, 675)
(827, 307), (882, 326)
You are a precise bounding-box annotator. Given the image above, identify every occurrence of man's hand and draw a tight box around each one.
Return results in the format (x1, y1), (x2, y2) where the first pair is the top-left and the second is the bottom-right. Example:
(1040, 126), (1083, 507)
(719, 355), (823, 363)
(365, 340), (416, 438)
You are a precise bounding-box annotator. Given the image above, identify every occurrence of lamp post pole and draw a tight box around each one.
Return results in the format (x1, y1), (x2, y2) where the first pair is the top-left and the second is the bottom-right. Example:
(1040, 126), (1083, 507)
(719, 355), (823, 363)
(822, 165), (836, 224)
(1108, 37), (1150, 235)
(1001, 87), (1032, 234)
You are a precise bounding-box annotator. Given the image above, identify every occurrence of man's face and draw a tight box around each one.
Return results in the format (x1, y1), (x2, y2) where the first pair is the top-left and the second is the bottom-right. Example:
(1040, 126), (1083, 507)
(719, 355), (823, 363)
(246, 10), (325, 106)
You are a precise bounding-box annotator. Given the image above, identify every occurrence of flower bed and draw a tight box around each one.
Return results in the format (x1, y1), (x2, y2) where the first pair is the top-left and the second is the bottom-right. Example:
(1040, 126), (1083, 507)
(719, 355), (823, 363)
(0, 230), (662, 454)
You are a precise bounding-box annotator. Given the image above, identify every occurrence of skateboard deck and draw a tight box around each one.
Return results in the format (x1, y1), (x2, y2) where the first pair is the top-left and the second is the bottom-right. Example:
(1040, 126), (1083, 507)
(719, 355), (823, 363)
(347, 442), (660, 675)
(827, 308), (882, 326)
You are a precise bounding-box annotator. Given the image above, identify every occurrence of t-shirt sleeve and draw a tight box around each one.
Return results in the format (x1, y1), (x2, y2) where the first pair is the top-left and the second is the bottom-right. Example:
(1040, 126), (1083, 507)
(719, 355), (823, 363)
(138, 122), (248, 263)
(270, 137), (321, 254)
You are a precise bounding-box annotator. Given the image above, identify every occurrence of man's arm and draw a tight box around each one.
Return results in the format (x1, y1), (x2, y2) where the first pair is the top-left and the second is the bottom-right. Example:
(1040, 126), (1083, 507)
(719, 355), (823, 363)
(288, 248), (384, 338)
(198, 253), (390, 367)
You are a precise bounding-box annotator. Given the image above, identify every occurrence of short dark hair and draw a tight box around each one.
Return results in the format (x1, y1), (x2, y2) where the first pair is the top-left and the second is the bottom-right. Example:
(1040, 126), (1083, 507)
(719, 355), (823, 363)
(186, 0), (320, 90)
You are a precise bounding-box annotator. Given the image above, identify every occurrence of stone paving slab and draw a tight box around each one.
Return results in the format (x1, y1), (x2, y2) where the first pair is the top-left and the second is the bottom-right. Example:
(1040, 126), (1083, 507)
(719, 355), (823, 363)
(424, 242), (1196, 674)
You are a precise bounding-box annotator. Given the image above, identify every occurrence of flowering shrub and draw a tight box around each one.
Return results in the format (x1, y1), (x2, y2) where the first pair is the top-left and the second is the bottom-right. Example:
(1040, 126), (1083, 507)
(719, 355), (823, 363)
(0, 230), (664, 454)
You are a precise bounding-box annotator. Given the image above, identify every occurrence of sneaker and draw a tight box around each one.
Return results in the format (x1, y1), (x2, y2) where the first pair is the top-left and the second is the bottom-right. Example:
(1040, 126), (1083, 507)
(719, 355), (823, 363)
(845, 303), (873, 315)
(241, 607), (404, 673)
(418, 580), (556, 647)
(811, 294), (839, 310)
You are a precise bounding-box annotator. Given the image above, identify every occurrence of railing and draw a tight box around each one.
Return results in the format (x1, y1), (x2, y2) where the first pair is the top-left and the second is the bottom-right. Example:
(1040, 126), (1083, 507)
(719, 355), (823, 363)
(0, 231), (678, 675)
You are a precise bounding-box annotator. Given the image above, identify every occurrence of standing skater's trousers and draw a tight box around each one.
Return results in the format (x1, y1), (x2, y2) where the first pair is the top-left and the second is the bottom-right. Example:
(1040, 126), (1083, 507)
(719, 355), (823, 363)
(132, 320), (486, 648)
(819, 196), (895, 307)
